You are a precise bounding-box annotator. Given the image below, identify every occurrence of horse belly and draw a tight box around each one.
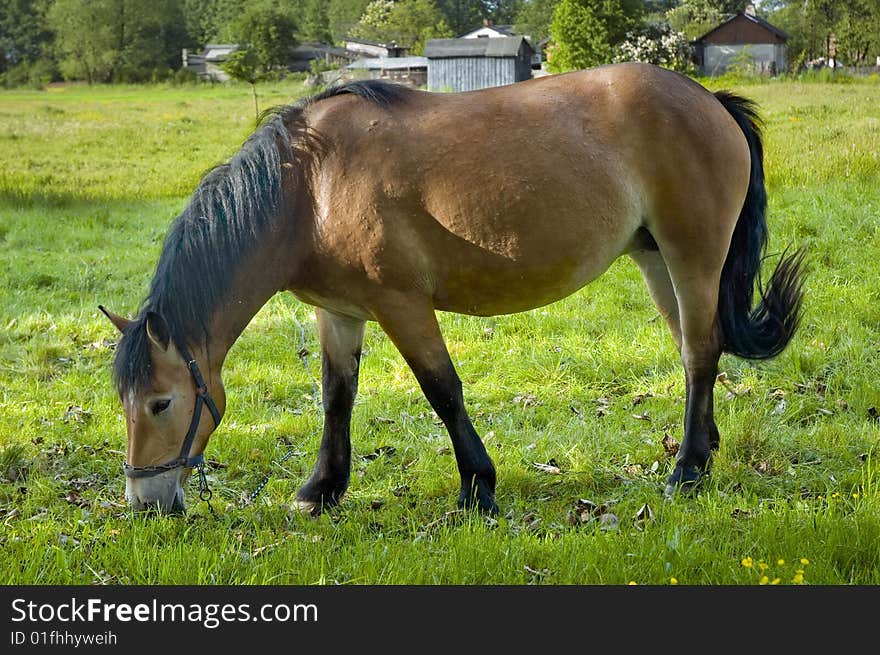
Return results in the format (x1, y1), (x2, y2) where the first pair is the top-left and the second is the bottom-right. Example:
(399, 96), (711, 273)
(421, 170), (641, 316)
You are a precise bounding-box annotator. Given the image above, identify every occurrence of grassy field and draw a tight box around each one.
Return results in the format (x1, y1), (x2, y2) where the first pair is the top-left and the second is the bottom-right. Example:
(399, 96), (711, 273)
(1, 76), (879, 585)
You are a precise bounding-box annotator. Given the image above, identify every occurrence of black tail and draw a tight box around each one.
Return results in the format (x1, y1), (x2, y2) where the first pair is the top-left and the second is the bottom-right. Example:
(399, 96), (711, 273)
(715, 91), (806, 360)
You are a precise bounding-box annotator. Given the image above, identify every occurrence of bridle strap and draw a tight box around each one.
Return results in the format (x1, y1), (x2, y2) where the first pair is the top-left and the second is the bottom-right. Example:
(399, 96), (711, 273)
(123, 342), (221, 479)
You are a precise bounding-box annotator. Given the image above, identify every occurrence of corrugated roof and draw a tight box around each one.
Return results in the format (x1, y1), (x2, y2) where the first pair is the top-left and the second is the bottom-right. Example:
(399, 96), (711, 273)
(296, 42), (348, 54)
(347, 56), (427, 70)
(425, 36), (533, 59)
(202, 44), (239, 61)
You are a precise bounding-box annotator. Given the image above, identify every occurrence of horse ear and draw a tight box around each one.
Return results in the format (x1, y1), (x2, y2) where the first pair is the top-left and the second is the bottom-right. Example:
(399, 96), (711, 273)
(145, 311), (171, 353)
(99, 305), (133, 334)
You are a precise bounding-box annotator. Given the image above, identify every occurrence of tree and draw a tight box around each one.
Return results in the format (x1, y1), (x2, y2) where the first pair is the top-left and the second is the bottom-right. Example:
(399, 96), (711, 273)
(328, 0), (372, 39)
(547, 0), (611, 71)
(436, 1), (525, 34)
(182, 0), (235, 46)
(768, 0), (875, 67)
(436, 0), (483, 35)
(222, 48), (263, 124)
(481, 0), (524, 24)
(48, 0), (187, 83)
(352, 0), (453, 55)
(804, 0), (840, 62)
(230, 4), (298, 74)
(546, 0), (641, 72)
(48, 0), (109, 83)
(301, 0), (333, 43)
(666, 0), (748, 40)
(514, 0), (560, 43)
(834, 0), (880, 65)
(0, 0), (53, 75)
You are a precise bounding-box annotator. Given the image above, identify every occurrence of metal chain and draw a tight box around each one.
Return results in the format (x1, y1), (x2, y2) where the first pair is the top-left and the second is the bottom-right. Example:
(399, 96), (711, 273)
(292, 308), (320, 401)
(241, 308), (322, 508)
(196, 307), (322, 516)
(196, 461), (219, 520)
(240, 446), (306, 507)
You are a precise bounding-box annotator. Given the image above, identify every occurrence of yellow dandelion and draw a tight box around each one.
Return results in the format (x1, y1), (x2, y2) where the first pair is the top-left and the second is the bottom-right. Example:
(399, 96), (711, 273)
(777, 559), (785, 566)
(831, 492), (840, 499)
(759, 576), (769, 585)
(853, 493), (860, 499)
(793, 573), (804, 584)
(670, 577), (678, 585)
(800, 558), (810, 565)
(741, 557), (753, 568)
(771, 578), (781, 585)
(628, 581), (637, 585)
(758, 562), (768, 571)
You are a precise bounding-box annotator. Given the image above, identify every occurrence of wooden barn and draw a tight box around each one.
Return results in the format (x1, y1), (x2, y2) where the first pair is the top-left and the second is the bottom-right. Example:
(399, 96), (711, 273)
(692, 8), (788, 76)
(424, 36), (534, 92)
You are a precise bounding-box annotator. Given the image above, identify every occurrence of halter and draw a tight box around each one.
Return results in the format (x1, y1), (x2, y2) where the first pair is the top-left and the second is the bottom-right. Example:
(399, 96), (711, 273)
(123, 342), (222, 479)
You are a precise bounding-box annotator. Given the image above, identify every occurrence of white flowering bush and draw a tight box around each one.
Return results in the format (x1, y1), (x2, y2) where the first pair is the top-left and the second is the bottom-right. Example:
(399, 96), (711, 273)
(356, 1), (395, 34)
(613, 25), (691, 72)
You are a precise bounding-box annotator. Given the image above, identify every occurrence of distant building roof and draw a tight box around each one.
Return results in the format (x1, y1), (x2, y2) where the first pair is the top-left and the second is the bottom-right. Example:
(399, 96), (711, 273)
(342, 37), (409, 58)
(460, 24), (518, 38)
(694, 12), (788, 44)
(202, 44), (239, 61)
(425, 36), (534, 59)
(293, 42), (351, 59)
(347, 56), (427, 70)
(342, 37), (387, 48)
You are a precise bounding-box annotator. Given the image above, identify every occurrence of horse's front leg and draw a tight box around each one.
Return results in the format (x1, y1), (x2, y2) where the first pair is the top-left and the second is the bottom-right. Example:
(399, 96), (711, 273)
(373, 295), (498, 514)
(294, 308), (365, 514)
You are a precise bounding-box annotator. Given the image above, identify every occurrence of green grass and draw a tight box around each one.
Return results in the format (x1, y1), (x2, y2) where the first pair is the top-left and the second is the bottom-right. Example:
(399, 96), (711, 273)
(2, 78), (880, 585)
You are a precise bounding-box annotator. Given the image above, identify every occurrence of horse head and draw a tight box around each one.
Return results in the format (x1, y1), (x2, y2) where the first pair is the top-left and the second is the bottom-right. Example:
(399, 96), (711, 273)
(101, 306), (225, 513)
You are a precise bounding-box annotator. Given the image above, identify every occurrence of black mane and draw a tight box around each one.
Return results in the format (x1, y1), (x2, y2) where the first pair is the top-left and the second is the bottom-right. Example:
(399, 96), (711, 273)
(113, 79), (408, 394)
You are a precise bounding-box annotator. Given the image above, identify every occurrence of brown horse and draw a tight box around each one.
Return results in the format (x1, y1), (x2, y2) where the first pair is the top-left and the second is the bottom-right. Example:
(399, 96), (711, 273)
(101, 63), (804, 514)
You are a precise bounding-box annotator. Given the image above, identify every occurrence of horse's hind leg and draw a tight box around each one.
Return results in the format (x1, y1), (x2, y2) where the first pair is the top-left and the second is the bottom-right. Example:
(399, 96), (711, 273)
(648, 239), (727, 496)
(294, 308), (365, 514)
(372, 296), (498, 513)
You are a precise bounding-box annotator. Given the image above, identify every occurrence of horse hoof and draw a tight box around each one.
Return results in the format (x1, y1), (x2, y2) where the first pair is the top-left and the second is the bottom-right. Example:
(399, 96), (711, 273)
(663, 464), (706, 499)
(457, 488), (499, 515)
(292, 491), (343, 516)
(292, 498), (322, 516)
(294, 476), (348, 516)
(458, 497), (499, 515)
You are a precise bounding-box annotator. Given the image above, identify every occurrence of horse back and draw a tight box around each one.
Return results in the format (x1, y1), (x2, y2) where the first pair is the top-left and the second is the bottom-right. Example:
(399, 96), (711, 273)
(294, 64), (750, 317)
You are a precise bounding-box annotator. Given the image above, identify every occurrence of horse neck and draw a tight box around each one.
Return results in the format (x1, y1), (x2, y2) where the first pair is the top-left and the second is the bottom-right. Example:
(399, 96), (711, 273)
(205, 230), (299, 371)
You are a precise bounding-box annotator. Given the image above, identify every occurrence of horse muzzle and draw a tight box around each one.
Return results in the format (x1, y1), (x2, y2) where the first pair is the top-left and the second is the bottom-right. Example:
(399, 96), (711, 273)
(125, 468), (187, 513)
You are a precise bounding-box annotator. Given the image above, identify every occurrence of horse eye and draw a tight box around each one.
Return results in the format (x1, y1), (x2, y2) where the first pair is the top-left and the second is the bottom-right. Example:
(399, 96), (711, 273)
(151, 399), (171, 415)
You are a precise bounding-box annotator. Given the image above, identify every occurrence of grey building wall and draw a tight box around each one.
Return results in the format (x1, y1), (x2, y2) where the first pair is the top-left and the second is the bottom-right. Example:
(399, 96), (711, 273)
(703, 43), (787, 75)
(427, 57), (517, 92)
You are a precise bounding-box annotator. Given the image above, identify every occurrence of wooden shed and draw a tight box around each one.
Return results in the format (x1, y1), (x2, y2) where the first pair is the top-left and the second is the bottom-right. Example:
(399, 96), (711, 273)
(181, 44), (239, 81)
(424, 36), (534, 92)
(692, 9), (788, 76)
